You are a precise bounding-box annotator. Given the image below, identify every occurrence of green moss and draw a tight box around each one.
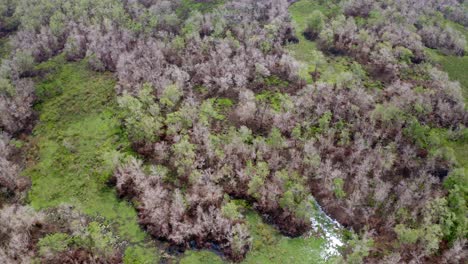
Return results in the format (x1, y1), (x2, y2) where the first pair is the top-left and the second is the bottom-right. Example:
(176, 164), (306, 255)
(24, 57), (159, 262)
(180, 251), (224, 264)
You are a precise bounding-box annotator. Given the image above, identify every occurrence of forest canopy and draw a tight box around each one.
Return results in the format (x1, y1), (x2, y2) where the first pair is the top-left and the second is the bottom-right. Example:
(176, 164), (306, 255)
(0, 0), (467, 263)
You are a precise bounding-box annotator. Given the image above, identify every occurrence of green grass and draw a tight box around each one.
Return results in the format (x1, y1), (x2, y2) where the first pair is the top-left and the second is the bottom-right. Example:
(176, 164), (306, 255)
(24, 56), (159, 263)
(287, 0), (363, 85)
(439, 55), (468, 101)
(288, 0), (329, 34)
(287, 0), (322, 82)
(287, 0), (337, 59)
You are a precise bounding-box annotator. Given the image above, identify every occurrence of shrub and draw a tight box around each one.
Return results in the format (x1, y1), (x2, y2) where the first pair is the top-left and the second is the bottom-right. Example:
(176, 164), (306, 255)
(0, 205), (44, 263)
(332, 178), (346, 199)
(395, 224), (421, 245)
(304, 10), (325, 40)
(118, 85), (163, 142)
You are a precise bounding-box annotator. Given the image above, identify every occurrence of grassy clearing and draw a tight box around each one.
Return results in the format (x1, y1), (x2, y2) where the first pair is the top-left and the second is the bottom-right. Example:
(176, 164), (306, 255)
(287, 0), (364, 85)
(24, 56), (159, 263)
(287, 0), (323, 82)
(439, 55), (468, 101)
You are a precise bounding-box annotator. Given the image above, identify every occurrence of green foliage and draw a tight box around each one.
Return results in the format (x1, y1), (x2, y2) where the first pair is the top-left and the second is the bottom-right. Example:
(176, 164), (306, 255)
(118, 84), (162, 142)
(267, 128), (286, 149)
(172, 135), (196, 178)
(395, 46), (414, 63)
(303, 111), (336, 139)
(441, 169), (468, 243)
(371, 104), (405, 123)
(0, 0), (19, 33)
(421, 224), (443, 253)
(14, 51), (35, 74)
(80, 222), (117, 255)
(395, 220), (442, 253)
(214, 98), (234, 109)
(9, 139), (25, 149)
(199, 99), (225, 125)
(0, 37), (11, 59)
(38, 222), (121, 258)
(38, 233), (72, 256)
(264, 75), (289, 87)
(0, 77), (14, 96)
(403, 119), (455, 155)
(305, 10), (325, 39)
(319, 111), (332, 130)
(177, 0), (225, 19)
(288, 0), (362, 85)
(123, 246), (158, 264)
(128, 9), (159, 35)
(395, 224), (421, 245)
(332, 178), (346, 199)
(49, 11), (66, 36)
(346, 232), (374, 264)
(160, 84), (182, 109)
(275, 170), (310, 221)
(247, 161), (270, 198)
(255, 90), (292, 112)
(164, 108), (193, 136)
(222, 200), (242, 220)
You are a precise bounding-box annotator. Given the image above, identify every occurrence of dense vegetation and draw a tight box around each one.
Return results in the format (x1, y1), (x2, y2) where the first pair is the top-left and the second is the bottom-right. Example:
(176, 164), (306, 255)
(0, 0), (467, 263)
